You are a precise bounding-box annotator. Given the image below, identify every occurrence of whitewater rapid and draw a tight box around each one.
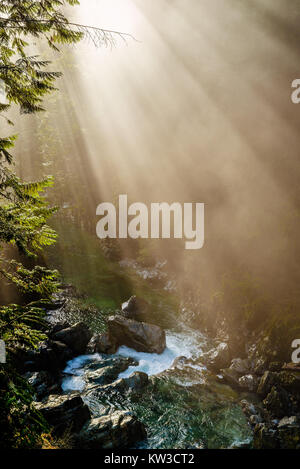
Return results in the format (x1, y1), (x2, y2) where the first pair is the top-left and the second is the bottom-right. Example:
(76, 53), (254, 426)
(62, 327), (209, 392)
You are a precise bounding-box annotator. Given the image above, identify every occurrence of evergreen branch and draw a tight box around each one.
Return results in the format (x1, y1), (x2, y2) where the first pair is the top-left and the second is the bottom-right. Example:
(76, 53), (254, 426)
(0, 17), (137, 48)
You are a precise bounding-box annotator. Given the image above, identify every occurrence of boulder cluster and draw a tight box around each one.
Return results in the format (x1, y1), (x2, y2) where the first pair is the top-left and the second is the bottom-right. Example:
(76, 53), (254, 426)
(21, 290), (300, 449)
(201, 340), (300, 449)
(22, 294), (165, 449)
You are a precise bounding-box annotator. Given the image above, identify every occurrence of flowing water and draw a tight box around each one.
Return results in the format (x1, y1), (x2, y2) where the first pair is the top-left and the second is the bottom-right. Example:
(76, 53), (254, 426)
(49, 224), (253, 448)
(61, 326), (253, 449)
(62, 327), (209, 392)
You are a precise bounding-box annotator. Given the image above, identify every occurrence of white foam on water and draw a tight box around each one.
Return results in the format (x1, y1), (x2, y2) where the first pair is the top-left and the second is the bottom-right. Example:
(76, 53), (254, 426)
(62, 353), (103, 392)
(64, 354), (102, 375)
(62, 375), (86, 392)
(61, 328), (209, 391)
(117, 328), (208, 378)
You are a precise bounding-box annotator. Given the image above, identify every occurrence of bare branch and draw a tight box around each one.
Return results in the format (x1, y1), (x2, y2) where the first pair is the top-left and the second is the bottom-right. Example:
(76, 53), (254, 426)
(68, 22), (137, 48)
(0, 17), (138, 48)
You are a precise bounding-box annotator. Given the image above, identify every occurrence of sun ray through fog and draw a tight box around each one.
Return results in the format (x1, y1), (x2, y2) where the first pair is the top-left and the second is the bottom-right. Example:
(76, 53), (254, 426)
(10, 0), (300, 298)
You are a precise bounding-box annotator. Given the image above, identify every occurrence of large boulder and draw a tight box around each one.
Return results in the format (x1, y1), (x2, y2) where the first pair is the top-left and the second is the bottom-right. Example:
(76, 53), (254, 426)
(121, 296), (150, 321)
(86, 332), (118, 355)
(99, 372), (149, 395)
(34, 393), (90, 435)
(24, 340), (73, 372)
(85, 358), (137, 388)
(53, 322), (92, 355)
(125, 371), (149, 392)
(85, 366), (121, 387)
(76, 411), (146, 449)
(219, 357), (255, 390)
(205, 342), (231, 371)
(108, 314), (166, 354)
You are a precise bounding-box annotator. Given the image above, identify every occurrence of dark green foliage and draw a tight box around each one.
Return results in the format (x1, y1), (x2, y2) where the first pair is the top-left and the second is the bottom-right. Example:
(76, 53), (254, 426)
(0, 0), (86, 449)
(0, 303), (49, 448)
(0, 1), (82, 166)
(0, 303), (46, 348)
(0, 364), (49, 448)
(0, 1), (130, 448)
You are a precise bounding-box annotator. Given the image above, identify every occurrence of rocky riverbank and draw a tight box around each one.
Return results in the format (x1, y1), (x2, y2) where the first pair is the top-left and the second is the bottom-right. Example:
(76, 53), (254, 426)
(20, 293), (166, 448)
(20, 289), (300, 449)
(192, 317), (300, 449)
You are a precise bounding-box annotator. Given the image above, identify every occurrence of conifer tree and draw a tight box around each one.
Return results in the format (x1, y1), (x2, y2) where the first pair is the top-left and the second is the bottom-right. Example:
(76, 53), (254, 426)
(0, 0), (127, 448)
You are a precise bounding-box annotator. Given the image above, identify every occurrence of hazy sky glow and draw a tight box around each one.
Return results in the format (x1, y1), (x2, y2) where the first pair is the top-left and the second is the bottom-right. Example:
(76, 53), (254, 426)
(8, 0), (300, 304)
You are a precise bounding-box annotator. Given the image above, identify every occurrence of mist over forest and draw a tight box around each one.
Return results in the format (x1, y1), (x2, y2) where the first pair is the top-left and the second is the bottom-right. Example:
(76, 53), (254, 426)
(3, 0), (299, 321)
(1, 0), (300, 451)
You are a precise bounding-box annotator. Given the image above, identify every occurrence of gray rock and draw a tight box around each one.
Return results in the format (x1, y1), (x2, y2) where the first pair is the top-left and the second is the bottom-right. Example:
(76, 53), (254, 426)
(121, 296), (150, 320)
(220, 367), (241, 388)
(254, 357), (268, 375)
(85, 366), (121, 386)
(249, 414), (262, 425)
(229, 358), (250, 375)
(85, 356), (137, 372)
(171, 356), (189, 369)
(229, 440), (252, 449)
(257, 371), (277, 397)
(87, 332), (118, 354)
(53, 322), (92, 355)
(278, 416), (299, 428)
(108, 314), (166, 354)
(238, 374), (259, 393)
(125, 371), (149, 391)
(99, 372), (149, 395)
(34, 393), (90, 435)
(218, 358), (253, 390)
(76, 410), (146, 449)
(240, 399), (259, 417)
(240, 399), (263, 426)
(204, 342), (231, 371)
(85, 358), (137, 387)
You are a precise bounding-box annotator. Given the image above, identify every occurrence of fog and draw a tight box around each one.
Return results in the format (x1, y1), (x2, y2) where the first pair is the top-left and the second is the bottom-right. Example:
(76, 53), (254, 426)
(8, 0), (300, 311)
